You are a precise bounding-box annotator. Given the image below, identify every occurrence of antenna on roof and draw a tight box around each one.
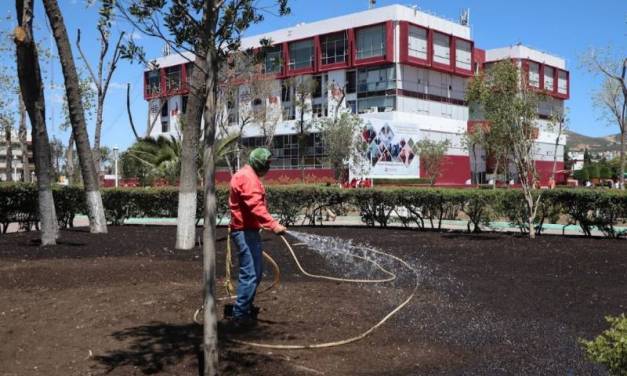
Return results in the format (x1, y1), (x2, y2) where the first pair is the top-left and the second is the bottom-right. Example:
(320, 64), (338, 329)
(162, 43), (172, 57)
(460, 8), (470, 26)
(369, 0), (376, 9)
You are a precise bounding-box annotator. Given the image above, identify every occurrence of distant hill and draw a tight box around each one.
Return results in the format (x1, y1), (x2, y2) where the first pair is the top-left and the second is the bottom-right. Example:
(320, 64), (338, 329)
(566, 130), (622, 152)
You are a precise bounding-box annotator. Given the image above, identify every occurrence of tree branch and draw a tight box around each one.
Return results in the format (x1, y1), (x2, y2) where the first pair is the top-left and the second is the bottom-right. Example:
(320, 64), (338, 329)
(102, 31), (125, 96)
(75, 28), (99, 86)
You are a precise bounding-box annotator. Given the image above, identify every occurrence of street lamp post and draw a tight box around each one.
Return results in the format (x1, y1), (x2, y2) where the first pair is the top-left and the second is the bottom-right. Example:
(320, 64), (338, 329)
(12, 155), (18, 181)
(113, 146), (119, 188)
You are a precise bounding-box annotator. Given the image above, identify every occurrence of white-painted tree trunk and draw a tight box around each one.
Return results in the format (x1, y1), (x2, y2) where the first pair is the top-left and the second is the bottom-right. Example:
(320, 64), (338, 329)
(38, 189), (59, 245)
(86, 190), (107, 233)
(176, 191), (197, 250)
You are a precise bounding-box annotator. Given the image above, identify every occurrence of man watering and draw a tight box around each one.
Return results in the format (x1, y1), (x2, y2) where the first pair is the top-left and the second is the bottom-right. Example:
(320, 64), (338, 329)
(228, 147), (287, 326)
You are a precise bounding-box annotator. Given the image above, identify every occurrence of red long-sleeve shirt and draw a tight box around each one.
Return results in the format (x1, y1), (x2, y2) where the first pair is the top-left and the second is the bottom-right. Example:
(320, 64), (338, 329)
(229, 165), (279, 231)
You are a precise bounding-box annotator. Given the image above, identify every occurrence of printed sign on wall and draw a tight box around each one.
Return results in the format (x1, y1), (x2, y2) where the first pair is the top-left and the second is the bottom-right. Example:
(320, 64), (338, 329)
(361, 118), (420, 179)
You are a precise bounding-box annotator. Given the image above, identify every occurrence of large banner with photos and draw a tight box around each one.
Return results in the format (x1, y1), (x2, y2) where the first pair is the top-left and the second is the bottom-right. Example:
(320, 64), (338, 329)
(361, 118), (421, 179)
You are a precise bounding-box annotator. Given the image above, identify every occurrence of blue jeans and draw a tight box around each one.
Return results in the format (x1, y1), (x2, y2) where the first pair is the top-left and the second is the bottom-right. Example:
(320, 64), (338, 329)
(231, 230), (263, 318)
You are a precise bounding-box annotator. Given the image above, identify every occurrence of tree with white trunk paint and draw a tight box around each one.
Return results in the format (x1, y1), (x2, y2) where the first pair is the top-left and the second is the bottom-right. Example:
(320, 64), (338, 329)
(43, 0), (108, 233)
(14, 0), (59, 245)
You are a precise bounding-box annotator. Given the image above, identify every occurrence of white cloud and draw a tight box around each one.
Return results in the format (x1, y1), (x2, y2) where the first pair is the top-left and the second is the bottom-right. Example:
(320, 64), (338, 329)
(126, 30), (143, 41)
(108, 82), (127, 90)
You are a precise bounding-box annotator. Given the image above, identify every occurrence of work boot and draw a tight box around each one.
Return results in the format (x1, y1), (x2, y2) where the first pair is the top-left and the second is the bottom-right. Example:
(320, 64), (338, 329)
(250, 305), (261, 320)
(229, 316), (257, 332)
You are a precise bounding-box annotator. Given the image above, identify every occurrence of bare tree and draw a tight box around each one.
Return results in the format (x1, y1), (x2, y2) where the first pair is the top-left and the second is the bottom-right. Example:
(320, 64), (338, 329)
(75, 0), (125, 173)
(291, 75), (317, 182)
(118, 1), (290, 374)
(43, 0), (108, 233)
(583, 50), (626, 189)
(251, 78), (281, 148)
(14, 0), (58, 245)
(549, 110), (568, 184)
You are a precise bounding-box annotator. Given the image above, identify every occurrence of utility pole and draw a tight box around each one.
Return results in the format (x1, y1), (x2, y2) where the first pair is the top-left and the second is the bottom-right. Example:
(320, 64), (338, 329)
(113, 146), (119, 188)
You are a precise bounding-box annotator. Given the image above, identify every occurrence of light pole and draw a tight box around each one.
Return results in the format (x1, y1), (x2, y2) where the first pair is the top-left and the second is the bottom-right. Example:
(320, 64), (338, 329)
(12, 155), (18, 181)
(112, 146), (119, 188)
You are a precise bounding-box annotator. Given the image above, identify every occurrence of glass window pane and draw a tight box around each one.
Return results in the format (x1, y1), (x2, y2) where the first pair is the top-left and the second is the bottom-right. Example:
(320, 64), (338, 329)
(433, 32), (450, 65)
(264, 46), (282, 73)
(408, 26), (427, 60)
(544, 66), (554, 90)
(558, 71), (568, 94)
(357, 25), (385, 59)
(289, 39), (314, 70)
(321, 32), (348, 65)
(528, 62), (540, 87)
(455, 40), (472, 70)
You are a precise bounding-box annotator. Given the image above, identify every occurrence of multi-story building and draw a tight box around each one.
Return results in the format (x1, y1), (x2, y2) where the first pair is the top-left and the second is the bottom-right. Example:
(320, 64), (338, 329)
(143, 4), (569, 185)
(0, 129), (34, 182)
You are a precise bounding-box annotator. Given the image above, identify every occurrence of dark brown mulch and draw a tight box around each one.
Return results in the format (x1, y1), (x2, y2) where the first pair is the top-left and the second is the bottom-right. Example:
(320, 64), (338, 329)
(0, 226), (625, 375)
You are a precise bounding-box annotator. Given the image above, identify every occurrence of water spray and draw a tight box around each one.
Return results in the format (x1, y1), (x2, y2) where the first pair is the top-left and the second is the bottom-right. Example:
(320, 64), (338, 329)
(195, 230), (420, 350)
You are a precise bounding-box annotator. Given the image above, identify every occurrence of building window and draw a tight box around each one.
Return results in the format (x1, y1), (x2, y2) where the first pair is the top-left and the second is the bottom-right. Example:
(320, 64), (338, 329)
(433, 32), (451, 65)
(528, 62), (540, 88)
(356, 24), (386, 59)
(166, 65), (181, 92)
(289, 39), (314, 70)
(544, 66), (555, 91)
(252, 98), (263, 106)
(455, 39), (472, 70)
(242, 133), (327, 169)
(161, 120), (169, 133)
(346, 100), (357, 114)
(321, 31), (348, 65)
(408, 25), (428, 60)
(312, 75), (323, 98)
(161, 100), (169, 117)
(558, 70), (568, 94)
(357, 96), (395, 113)
(263, 46), (282, 73)
(282, 104), (295, 120)
(346, 70), (356, 93)
(281, 81), (291, 102)
(182, 95), (188, 114)
(357, 66), (396, 93)
(312, 103), (327, 118)
(147, 70), (160, 96)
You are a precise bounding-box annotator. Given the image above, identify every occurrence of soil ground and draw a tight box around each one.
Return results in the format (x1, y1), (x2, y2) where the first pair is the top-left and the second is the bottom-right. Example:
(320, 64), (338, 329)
(0, 226), (625, 375)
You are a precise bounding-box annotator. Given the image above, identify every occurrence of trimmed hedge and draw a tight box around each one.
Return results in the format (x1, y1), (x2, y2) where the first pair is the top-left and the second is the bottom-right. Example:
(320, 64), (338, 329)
(1, 184), (626, 238)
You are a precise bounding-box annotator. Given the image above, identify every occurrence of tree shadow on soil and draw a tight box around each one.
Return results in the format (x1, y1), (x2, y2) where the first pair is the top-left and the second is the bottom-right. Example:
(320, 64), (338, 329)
(94, 321), (284, 375)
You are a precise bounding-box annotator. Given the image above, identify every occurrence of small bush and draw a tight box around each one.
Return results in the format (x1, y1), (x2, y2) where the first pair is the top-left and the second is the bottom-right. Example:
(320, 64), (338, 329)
(580, 314), (627, 376)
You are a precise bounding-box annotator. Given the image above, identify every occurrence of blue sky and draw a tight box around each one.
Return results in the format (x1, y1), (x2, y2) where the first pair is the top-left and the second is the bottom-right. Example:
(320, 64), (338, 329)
(1, 0), (626, 151)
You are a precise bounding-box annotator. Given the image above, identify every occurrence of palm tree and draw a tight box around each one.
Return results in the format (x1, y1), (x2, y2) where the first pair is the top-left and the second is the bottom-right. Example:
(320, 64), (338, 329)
(128, 133), (239, 185)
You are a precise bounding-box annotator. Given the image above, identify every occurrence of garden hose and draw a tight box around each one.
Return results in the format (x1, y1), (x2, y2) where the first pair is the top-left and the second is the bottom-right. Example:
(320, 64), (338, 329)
(194, 232), (419, 350)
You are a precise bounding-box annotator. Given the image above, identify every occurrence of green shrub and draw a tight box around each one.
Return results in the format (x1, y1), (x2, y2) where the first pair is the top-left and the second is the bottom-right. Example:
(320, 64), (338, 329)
(600, 166), (612, 180)
(588, 165), (601, 179)
(1, 184), (626, 239)
(573, 169), (589, 182)
(580, 314), (627, 376)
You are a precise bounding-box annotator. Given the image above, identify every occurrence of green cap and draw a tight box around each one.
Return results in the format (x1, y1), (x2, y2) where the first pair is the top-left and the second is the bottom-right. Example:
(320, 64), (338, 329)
(248, 147), (272, 173)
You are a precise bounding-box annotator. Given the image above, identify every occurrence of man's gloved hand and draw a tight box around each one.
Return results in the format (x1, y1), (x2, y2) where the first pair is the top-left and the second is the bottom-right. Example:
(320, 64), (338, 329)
(273, 224), (287, 235)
